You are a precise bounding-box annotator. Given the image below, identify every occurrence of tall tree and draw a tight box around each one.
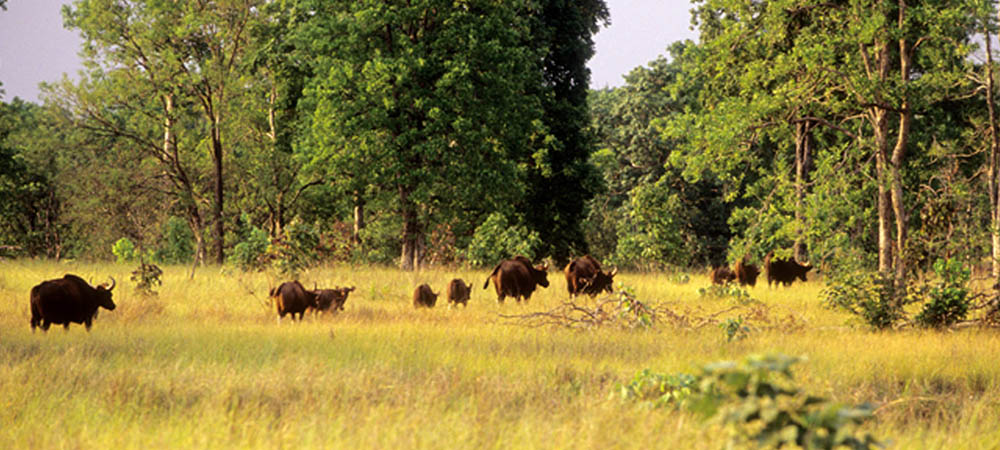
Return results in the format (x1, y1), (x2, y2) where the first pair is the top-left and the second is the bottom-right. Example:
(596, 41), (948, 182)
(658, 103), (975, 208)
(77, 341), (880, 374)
(304, 0), (546, 270)
(523, 0), (609, 264)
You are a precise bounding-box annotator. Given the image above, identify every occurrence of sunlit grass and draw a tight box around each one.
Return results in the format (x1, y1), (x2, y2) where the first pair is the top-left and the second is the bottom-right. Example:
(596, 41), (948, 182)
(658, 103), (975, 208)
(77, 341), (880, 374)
(1, 260), (999, 448)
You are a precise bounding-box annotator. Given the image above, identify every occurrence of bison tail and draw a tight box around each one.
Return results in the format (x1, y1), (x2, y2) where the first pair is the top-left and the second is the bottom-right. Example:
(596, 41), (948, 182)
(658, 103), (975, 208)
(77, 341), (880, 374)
(484, 262), (502, 289)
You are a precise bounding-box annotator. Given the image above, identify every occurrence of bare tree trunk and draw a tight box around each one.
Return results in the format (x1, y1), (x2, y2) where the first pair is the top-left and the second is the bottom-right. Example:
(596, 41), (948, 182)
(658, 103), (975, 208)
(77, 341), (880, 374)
(211, 115), (225, 265)
(986, 21), (1000, 280)
(890, 0), (912, 283)
(873, 109), (893, 275)
(353, 193), (365, 244)
(399, 187), (421, 271)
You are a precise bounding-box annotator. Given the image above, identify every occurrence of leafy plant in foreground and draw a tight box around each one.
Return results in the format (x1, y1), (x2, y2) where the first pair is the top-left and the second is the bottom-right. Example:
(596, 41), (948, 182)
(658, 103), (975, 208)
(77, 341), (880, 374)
(618, 354), (882, 449)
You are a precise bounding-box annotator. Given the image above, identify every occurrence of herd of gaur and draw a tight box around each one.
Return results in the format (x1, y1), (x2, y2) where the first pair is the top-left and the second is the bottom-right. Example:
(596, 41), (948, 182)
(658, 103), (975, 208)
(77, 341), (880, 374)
(26, 252), (813, 332)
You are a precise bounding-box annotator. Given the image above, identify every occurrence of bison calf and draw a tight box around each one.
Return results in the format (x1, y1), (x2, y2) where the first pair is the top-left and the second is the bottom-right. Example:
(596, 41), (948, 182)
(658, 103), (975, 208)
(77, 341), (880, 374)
(413, 283), (438, 308)
(314, 286), (355, 314)
(446, 279), (473, 307)
(710, 266), (737, 285)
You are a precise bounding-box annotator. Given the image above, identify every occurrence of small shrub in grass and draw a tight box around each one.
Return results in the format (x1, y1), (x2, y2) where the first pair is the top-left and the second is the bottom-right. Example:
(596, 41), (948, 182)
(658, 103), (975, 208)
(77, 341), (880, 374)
(719, 316), (750, 342)
(914, 258), (970, 329)
(619, 354), (882, 449)
(614, 369), (698, 409)
(823, 270), (905, 330)
(698, 283), (755, 305)
(130, 261), (163, 296)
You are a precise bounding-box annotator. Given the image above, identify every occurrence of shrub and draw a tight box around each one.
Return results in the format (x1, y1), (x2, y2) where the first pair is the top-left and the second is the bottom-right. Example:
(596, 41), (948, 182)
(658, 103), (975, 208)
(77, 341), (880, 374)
(112, 237), (139, 264)
(270, 221), (320, 276)
(464, 212), (541, 267)
(719, 316), (750, 342)
(823, 270), (905, 330)
(614, 369), (698, 409)
(698, 283), (755, 305)
(618, 354), (882, 449)
(914, 258), (970, 329)
(229, 226), (270, 271)
(154, 216), (194, 264)
(130, 261), (163, 296)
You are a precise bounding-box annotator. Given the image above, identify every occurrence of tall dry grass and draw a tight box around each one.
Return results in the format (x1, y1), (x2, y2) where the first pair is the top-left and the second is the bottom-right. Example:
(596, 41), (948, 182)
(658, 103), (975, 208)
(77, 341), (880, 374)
(1, 260), (999, 448)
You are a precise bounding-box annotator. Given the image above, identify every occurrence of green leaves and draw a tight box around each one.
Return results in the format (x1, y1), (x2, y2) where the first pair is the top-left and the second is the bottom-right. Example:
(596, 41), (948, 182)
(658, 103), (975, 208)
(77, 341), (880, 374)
(619, 354), (883, 449)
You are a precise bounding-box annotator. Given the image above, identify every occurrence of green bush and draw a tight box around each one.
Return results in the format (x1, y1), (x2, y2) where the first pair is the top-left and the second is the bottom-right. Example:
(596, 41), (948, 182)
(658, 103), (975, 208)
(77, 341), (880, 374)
(271, 221), (321, 276)
(823, 270), (905, 330)
(229, 226), (270, 271)
(464, 212), (542, 267)
(914, 258), (970, 329)
(618, 354), (882, 449)
(130, 261), (163, 296)
(111, 237), (139, 264)
(698, 283), (755, 305)
(154, 216), (194, 264)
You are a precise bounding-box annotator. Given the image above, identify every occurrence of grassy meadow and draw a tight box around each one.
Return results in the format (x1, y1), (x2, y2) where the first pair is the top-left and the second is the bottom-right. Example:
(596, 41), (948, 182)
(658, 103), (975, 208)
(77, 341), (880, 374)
(2, 259), (1000, 448)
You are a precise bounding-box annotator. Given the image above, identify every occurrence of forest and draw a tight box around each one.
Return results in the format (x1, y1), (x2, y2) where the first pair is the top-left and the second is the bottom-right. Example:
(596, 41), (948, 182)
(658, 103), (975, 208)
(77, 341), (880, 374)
(2, 0), (1000, 290)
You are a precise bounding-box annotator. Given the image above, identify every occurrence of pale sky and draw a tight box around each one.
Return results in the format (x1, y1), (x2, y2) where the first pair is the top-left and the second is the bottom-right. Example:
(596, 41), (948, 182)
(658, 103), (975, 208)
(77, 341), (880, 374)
(0, 0), (699, 102)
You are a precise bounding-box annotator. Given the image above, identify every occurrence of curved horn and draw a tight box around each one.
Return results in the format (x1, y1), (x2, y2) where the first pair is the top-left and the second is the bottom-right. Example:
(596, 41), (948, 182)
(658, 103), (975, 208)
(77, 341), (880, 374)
(610, 267), (618, 277)
(107, 276), (116, 291)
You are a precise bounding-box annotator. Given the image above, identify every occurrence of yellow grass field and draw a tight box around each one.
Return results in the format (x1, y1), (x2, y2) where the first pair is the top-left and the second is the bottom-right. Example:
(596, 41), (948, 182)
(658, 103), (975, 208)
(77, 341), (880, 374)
(2, 259), (1000, 448)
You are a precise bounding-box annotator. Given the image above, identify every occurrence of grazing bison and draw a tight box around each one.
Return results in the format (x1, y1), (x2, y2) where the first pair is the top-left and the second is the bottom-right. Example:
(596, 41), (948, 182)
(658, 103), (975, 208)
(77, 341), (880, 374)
(564, 255), (617, 297)
(446, 279), (473, 307)
(764, 251), (813, 287)
(413, 283), (438, 308)
(710, 266), (737, 285)
(271, 281), (318, 321)
(314, 286), (355, 313)
(483, 256), (549, 303)
(30, 274), (116, 332)
(734, 256), (761, 287)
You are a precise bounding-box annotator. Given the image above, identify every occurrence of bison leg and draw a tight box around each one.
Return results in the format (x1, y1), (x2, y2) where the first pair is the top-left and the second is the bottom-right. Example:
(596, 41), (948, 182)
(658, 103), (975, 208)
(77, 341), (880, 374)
(63, 323), (70, 331)
(40, 320), (51, 332)
(85, 318), (93, 331)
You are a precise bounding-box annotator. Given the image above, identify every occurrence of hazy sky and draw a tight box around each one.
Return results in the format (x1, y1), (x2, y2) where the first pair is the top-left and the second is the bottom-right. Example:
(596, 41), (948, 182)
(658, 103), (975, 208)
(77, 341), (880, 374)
(0, 1), (699, 102)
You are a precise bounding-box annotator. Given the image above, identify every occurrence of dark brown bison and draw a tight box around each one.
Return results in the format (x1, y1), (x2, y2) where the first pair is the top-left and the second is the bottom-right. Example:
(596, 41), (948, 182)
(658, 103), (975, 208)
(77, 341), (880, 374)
(764, 251), (813, 287)
(483, 256), (549, 303)
(270, 281), (318, 321)
(413, 283), (439, 308)
(313, 286), (355, 313)
(564, 255), (617, 297)
(30, 274), (116, 332)
(734, 256), (761, 287)
(710, 266), (737, 285)
(446, 279), (473, 307)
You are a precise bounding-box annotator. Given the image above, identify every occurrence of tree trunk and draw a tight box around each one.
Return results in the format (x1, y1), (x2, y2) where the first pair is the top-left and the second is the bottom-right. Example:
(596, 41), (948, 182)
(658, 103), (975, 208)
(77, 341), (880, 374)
(986, 21), (1000, 281)
(353, 193), (365, 244)
(793, 121), (813, 262)
(873, 108), (893, 275)
(399, 187), (421, 271)
(890, 0), (912, 283)
(211, 115), (225, 265)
